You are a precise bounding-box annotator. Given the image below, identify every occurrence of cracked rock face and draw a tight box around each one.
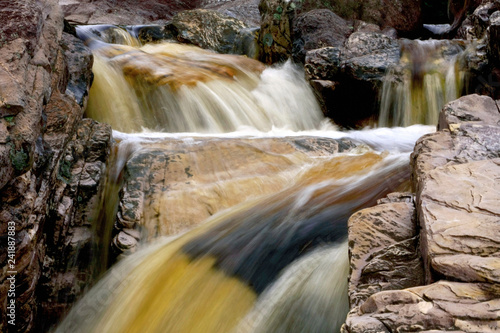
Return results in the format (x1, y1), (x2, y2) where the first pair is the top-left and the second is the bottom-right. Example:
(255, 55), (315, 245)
(0, 1), (111, 332)
(347, 193), (424, 308)
(344, 94), (500, 332)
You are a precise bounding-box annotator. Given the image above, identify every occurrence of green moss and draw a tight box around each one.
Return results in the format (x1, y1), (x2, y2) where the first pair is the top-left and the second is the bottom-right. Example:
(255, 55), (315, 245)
(9, 146), (29, 172)
(58, 159), (73, 183)
(273, 13), (281, 21)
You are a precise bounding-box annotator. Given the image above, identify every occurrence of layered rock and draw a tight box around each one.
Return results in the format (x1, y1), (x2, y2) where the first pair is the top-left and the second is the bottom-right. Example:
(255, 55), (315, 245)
(344, 94), (500, 332)
(111, 136), (356, 257)
(0, 0), (111, 331)
(347, 193), (424, 308)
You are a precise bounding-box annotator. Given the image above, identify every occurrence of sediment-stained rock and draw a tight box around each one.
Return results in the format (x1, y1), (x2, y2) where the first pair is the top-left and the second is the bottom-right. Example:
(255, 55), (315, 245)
(112, 136), (356, 256)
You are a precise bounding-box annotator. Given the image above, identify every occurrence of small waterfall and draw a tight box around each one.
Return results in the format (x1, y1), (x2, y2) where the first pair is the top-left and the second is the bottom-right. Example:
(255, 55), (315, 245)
(379, 39), (468, 127)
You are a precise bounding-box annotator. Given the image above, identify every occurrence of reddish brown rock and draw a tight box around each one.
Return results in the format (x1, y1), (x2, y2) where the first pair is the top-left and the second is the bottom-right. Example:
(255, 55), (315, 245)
(0, 1), (111, 332)
(60, 0), (201, 25)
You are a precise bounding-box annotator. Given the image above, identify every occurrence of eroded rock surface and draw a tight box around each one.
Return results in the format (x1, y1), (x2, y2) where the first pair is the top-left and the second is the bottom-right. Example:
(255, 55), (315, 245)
(344, 94), (500, 332)
(112, 136), (356, 257)
(348, 193), (424, 308)
(0, 0), (111, 331)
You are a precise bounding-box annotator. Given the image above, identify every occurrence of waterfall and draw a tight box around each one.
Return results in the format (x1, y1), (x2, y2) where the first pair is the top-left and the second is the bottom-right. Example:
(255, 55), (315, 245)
(56, 25), (436, 333)
(78, 25), (328, 133)
(378, 39), (468, 127)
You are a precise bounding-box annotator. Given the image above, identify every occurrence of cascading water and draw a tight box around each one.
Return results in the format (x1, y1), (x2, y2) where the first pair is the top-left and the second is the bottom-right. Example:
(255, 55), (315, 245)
(56, 25), (436, 333)
(378, 39), (468, 127)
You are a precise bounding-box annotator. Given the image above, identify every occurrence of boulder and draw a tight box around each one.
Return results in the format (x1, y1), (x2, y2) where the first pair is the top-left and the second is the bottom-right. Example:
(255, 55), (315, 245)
(291, 0), (422, 36)
(292, 9), (353, 63)
(304, 32), (400, 127)
(167, 9), (256, 57)
(347, 193), (424, 308)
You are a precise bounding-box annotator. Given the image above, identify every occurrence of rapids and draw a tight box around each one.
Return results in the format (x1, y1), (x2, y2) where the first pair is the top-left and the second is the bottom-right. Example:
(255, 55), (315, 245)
(56, 25), (436, 333)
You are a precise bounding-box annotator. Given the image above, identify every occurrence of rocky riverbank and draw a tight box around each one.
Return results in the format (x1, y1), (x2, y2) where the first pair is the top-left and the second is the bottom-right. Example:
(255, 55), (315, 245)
(343, 94), (500, 332)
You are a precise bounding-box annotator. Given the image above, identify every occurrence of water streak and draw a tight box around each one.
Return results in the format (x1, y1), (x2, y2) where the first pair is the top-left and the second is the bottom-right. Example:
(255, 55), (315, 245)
(379, 39), (468, 127)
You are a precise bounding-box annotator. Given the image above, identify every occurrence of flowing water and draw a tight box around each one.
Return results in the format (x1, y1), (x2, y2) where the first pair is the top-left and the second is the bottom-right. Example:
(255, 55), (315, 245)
(378, 39), (468, 127)
(56, 25), (438, 332)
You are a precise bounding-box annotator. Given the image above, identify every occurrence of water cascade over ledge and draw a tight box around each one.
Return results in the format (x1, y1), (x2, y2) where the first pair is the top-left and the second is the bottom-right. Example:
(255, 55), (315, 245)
(378, 39), (469, 127)
(56, 25), (438, 333)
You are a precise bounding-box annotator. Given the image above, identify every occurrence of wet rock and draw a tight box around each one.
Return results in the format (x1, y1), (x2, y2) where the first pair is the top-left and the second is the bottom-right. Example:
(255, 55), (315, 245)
(342, 32), (400, 82)
(113, 136), (356, 257)
(292, 9), (353, 63)
(304, 32), (400, 127)
(168, 9), (255, 56)
(60, 33), (93, 106)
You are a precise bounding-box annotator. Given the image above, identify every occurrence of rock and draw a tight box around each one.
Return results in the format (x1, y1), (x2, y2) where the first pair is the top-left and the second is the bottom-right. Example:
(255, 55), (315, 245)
(304, 32), (400, 127)
(60, 0), (201, 25)
(293, 0), (421, 36)
(0, 0), (111, 331)
(292, 9), (353, 63)
(342, 32), (400, 82)
(344, 281), (500, 333)
(168, 9), (255, 56)
(305, 47), (343, 80)
(345, 94), (500, 331)
(258, 0), (297, 64)
(112, 136), (356, 257)
(347, 193), (424, 308)
(418, 159), (500, 283)
(203, 0), (261, 26)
